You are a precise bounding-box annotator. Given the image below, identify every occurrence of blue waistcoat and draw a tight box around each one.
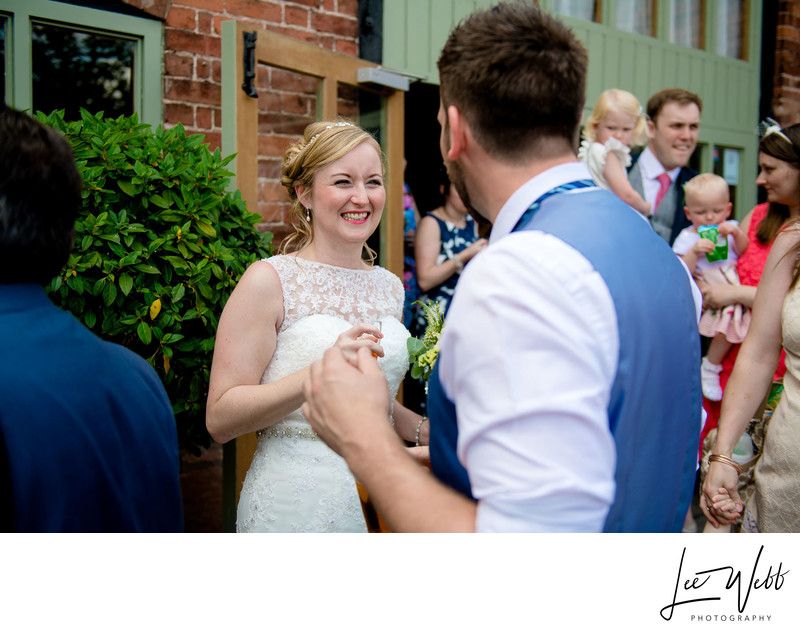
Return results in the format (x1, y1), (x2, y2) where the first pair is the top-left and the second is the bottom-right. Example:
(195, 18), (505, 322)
(428, 186), (701, 532)
(0, 284), (184, 532)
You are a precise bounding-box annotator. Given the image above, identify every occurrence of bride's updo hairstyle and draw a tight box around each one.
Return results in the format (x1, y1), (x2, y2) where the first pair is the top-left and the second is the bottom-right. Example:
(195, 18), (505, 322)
(279, 119), (384, 260)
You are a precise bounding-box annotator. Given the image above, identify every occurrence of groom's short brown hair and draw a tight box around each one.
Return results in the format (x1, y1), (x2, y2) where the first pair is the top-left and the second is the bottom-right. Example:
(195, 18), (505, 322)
(437, 1), (588, 161)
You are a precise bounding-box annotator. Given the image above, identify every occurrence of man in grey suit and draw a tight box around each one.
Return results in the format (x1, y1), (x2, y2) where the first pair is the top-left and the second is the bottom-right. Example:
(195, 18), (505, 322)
(628, 88), (702, 245)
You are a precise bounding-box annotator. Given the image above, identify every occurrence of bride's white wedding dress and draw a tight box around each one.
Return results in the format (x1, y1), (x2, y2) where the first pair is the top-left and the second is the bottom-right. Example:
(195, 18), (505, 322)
(236, 255), (410, 532)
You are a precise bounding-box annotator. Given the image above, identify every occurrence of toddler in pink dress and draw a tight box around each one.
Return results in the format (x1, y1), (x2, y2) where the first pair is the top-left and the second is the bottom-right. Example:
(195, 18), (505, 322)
(673, 174), (750, 400)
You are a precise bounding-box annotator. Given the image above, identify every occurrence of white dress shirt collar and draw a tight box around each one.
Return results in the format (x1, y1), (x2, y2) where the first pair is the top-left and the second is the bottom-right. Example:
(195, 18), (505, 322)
(638, 146), (681, 182)
(490, 161), (595, 244)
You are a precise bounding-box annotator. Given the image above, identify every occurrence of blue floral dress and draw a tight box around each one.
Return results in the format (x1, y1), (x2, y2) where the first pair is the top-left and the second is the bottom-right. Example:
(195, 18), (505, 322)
(414, 213), (479, 335)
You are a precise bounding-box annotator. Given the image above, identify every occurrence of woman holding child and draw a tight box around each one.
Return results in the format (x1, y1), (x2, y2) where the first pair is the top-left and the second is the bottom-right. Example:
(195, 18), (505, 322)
(701, 121), (800, 532)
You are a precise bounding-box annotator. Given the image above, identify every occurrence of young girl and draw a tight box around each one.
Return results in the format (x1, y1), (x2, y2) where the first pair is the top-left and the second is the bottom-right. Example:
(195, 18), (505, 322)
(672, 173), (750, 401)
(579, 89), (651, 215)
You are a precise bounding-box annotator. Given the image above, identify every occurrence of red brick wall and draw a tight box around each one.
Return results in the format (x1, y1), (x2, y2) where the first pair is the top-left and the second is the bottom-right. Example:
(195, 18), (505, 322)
(775, 0), (800, 125)
(124, 0), (360, 239)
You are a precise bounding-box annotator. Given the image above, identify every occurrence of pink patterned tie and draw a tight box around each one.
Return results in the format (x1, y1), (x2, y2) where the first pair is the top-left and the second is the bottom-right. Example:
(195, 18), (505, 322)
(654, 172), (672, 211)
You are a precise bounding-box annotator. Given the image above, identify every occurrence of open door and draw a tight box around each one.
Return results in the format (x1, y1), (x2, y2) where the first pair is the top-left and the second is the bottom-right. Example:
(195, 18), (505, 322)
(220, 21), (406, 531)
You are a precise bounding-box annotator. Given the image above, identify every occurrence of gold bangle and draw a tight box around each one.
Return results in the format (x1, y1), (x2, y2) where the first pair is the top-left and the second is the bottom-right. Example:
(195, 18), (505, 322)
(709, 454), (743, 475)
(415, 416), (428, 447)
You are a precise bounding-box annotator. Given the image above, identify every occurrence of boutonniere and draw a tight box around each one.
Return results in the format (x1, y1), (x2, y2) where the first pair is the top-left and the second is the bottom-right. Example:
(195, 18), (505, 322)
(406, 300), (444, 381)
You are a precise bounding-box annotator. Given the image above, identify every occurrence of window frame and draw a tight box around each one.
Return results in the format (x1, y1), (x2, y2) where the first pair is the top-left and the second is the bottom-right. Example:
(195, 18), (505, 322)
(0, 0), (162, 124)
(669, 0), (706, 51)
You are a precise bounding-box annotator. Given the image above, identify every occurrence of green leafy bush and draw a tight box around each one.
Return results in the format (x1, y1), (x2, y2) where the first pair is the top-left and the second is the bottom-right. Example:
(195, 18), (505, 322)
(37, 109), (273, 454)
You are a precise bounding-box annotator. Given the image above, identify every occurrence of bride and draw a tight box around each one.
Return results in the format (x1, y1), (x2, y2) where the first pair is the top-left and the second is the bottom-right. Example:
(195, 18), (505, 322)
(206, 120), (429, 532)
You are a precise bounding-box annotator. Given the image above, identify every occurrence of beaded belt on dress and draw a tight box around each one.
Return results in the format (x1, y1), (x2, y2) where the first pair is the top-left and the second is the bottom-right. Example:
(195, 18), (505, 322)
(256, 425), (320, 440)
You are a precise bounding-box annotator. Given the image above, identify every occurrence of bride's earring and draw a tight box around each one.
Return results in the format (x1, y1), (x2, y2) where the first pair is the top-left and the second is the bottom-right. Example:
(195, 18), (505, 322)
(305, 206), (311, 222)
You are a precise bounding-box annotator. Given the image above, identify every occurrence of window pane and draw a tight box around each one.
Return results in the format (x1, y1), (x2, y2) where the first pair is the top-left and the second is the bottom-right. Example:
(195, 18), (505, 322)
(670, 0), (702, 49)
(615, 0), (654, 36)
(32, 22), (135, 120)
(1, 16), (6, 104)
(552, 0), (597, 22)
(713, 145), (739, 205)
(716, 0), (744, 58)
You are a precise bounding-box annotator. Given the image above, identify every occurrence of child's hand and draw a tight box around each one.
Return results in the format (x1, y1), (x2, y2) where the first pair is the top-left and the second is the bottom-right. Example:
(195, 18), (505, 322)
(718, 221), (738, 238)
(710, 487), (742, 518)
(693, 238), (716, 255)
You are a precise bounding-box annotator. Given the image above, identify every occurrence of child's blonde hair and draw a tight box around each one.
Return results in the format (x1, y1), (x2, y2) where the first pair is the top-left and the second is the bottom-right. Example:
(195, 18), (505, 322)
(583, 89), (648, 147)
(684, 173), (731, 205)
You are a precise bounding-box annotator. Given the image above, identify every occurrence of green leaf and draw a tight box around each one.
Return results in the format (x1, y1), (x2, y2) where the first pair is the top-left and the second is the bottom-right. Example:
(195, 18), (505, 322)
(150, 194), (171, 209)
(134, 264), (160, 274)
(119, 273), (134, 296)
(137, 321), (152, 345)
(407, 337), (425, 356)
(171, 284), (186, 302)
(196, 221), (217, 238)
(163, 256), (189, 270)
(118, 180), (136, 196)
(102, 281), (118, 306)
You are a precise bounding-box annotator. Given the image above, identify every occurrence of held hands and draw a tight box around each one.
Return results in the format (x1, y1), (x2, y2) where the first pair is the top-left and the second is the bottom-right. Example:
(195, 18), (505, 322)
(700, 461), (743, 528)
(334, 322), (384, 365)
(302, 346), (394, 460)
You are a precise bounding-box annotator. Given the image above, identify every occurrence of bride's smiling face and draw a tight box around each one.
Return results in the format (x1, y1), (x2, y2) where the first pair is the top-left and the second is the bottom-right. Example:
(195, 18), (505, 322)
(297, 141), (385, 246)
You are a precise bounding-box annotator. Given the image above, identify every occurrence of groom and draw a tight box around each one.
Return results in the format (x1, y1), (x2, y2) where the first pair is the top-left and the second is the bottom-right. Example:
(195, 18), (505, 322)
(302, 2), (701, 532)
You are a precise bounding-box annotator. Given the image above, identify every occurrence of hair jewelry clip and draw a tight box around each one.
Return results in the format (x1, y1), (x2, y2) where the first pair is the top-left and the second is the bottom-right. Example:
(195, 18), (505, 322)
(306, 121), (355, 147)
(759, 117), (791, 144)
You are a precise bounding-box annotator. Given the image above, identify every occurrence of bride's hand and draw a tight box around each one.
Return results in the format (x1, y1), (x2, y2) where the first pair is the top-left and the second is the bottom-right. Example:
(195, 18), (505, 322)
(334, 322), (384, 365)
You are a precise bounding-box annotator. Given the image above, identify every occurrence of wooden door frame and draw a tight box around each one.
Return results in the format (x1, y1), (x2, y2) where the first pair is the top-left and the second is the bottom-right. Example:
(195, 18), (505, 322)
(220, 21), (405, 531)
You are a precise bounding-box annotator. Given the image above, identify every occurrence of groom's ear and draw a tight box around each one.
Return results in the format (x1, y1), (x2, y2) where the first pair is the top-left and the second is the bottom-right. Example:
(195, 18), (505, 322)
(445, 105), (468, 161)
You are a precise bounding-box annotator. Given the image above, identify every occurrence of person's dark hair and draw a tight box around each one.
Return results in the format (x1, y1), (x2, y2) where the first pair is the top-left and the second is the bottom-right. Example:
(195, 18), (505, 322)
(757, 123), (800, 245)
(437, 1), (587, 161)
(0, 105), (82, 284)
(646, 88), (703, 124)
(428, 165), (451, 210)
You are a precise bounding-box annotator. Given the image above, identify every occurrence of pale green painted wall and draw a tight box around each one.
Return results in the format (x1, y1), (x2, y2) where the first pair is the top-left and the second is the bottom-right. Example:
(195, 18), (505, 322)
(383, 0), (764, 217)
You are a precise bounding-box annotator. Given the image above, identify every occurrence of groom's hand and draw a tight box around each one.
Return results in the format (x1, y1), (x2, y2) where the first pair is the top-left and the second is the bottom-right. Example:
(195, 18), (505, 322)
(302, 346), (394, 461)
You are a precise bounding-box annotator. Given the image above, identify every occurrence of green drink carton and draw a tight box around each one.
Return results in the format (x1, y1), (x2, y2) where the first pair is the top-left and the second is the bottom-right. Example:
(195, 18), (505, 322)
(698, 224), (728, 263)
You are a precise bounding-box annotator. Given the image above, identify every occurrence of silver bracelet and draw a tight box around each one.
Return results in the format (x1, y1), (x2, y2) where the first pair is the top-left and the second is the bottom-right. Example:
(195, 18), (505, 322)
(452, 254), (464, 273)
(415, 416), (428, 446)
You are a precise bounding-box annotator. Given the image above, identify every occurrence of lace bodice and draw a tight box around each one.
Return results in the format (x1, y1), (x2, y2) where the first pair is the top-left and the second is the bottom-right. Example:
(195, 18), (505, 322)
(260, 255), (410, 430)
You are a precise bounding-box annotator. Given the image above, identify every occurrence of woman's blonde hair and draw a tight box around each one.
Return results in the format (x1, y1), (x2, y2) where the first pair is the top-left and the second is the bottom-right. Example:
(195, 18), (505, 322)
(279, 119), (384, 262)
(583, 89), (648, 148)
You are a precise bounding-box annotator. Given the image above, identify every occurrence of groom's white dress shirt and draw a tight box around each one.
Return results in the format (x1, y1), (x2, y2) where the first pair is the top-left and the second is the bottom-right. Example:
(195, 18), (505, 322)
(438, 161), (702, 532)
